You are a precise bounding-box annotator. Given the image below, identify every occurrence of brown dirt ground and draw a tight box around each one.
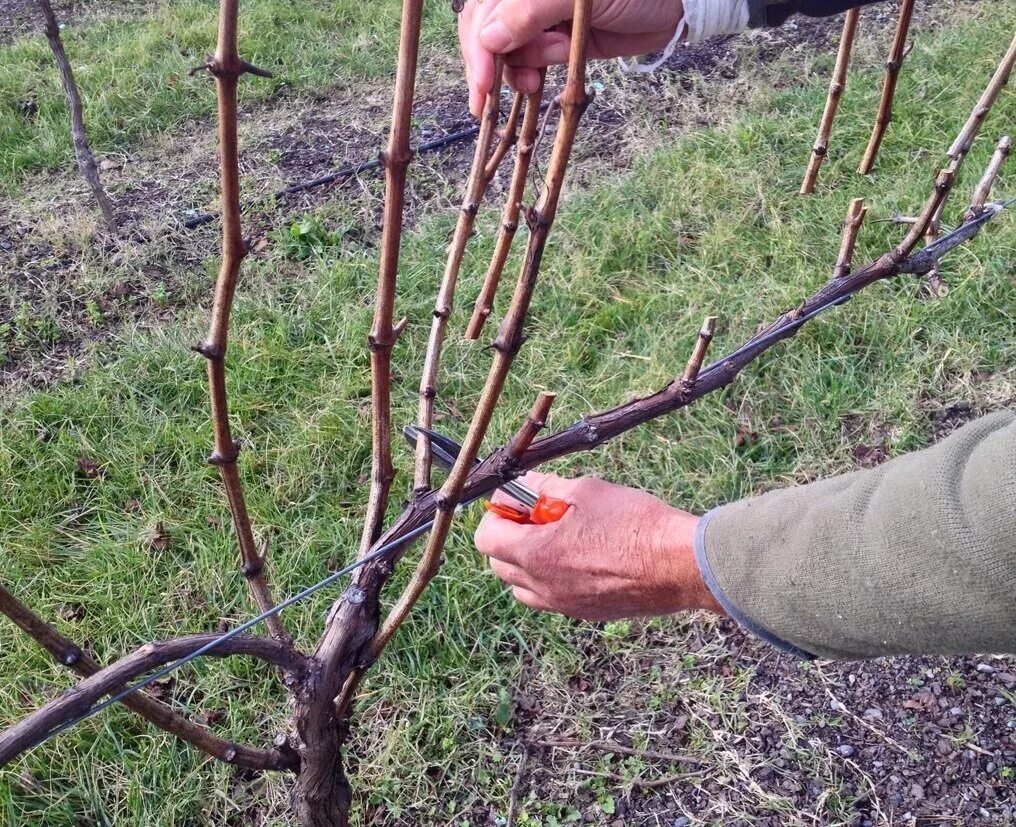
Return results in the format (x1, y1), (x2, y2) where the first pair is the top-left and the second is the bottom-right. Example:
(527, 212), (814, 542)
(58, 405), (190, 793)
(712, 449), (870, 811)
(0, 0), (156, 44)
(487, 627), (1016, 827)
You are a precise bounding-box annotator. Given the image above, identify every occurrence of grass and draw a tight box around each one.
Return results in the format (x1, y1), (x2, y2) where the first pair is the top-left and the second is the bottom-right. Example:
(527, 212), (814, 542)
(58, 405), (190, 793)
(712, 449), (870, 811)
(1, 3), (1015, 825)
(0, 0), (451, 190)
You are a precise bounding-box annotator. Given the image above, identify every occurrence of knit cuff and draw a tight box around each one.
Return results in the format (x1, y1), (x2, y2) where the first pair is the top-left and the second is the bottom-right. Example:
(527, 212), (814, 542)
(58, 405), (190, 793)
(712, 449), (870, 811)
(694, 509), (815, 660)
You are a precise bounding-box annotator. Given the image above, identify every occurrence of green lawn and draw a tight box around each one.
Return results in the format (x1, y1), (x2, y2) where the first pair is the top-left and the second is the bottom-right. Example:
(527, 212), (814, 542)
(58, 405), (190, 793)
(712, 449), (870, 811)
(1, 3), (1014, 825)
(0, 0), (451, 189)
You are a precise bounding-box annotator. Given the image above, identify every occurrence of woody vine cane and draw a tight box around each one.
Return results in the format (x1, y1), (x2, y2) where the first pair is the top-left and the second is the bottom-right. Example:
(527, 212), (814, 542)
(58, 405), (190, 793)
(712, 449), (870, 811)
(1, 2), (1014, 825)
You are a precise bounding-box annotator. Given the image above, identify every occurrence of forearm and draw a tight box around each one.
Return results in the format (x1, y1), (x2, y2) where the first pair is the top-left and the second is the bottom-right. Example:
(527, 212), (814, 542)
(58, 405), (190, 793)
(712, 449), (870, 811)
(695, 411), (1016, 660)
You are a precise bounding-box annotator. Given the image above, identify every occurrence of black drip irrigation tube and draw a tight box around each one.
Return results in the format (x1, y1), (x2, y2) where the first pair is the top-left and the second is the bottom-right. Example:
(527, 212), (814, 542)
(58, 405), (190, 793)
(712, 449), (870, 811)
(181, 103), (551, 230)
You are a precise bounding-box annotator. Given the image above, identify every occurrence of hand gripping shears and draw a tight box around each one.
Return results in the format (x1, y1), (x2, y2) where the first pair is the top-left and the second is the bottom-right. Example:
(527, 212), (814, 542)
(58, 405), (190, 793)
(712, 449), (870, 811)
(403, 425), (570, 525)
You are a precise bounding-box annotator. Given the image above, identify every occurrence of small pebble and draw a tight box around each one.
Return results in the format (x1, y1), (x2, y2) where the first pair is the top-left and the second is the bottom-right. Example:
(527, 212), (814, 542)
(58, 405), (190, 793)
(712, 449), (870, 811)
(911, 783), (925, 800)
(949, 706), (964, 717)
(986, 761), (997, 773)
(996, 696), (1007, 706)
(673, 818), (691, 827)
(836, 744), (856, 758)
(977, 663), (995, 674)
(863, 707), (884, 721)
(980, 808), (992, 819)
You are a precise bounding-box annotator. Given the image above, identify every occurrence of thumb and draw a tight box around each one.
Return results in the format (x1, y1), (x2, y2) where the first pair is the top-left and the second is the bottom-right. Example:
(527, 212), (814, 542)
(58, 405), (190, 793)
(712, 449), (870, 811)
(479, 0), (575, 54)
(474, 507), (544, 565)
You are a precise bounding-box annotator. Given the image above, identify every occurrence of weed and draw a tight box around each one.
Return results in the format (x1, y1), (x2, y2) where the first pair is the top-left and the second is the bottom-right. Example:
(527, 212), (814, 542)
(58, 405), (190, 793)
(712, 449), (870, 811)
(85, 299), (105, 328)
(279, 214), (346, 260)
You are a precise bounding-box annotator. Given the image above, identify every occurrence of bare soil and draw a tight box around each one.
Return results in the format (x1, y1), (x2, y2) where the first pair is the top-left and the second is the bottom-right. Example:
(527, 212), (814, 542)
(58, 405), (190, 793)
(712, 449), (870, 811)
(0, 0), (156, 44)
(497, 629), (1016, 826)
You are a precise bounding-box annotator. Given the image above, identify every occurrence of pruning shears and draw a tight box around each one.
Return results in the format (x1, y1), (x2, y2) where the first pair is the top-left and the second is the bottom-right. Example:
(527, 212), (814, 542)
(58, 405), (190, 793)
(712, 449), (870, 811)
(403, 425), (570, 525)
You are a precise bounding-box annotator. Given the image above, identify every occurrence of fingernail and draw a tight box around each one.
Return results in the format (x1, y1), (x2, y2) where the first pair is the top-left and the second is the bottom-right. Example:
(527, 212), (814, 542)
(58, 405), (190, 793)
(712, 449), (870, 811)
(480, 19), (512, 52)
(541, 41), (569, 64)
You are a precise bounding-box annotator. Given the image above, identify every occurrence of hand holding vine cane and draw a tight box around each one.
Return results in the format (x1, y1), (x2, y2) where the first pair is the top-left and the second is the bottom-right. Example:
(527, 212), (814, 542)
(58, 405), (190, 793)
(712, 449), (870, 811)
(459, 0), (687, 115)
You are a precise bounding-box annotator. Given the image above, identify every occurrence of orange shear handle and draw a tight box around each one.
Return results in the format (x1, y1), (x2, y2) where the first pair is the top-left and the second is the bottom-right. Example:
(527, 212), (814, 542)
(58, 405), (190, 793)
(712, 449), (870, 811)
(483, 493), (570, 525)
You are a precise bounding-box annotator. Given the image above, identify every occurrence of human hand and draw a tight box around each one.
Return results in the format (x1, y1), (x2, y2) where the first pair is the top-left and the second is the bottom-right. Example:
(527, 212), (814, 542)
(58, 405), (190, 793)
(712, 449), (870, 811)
(458, 0), (687, 116)
(473, 471), (723, 620)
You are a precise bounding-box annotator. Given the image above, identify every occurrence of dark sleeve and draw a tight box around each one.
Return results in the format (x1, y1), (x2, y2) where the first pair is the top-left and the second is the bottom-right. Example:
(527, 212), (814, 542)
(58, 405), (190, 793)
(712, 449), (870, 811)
(748, 0), (887, 28)
(694, 411), (1016, 660)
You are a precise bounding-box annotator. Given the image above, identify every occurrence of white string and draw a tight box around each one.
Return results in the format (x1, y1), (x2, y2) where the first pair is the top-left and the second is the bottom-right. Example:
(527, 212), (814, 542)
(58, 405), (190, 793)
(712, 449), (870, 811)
(617, 17), (688, 73)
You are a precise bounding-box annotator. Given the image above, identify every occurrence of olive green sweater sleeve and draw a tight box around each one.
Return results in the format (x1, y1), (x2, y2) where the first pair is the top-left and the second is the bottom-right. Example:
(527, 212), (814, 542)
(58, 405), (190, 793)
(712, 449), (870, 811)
(695, 410), (1016, 660)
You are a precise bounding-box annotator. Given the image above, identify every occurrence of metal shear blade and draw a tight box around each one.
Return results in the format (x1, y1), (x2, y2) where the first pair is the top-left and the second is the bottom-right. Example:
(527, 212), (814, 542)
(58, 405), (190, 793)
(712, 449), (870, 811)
(403, 425), (538, 508)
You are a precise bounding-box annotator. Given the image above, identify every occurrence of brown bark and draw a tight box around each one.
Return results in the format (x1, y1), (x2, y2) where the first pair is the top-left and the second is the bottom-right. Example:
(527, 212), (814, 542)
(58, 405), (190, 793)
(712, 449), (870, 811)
(947, 33), (1016, 163)
(0, 584), (294, 771)
(34, 0), (116, 230)
(355, 0), (424, 561)
(967, 135), (1012, 218)
(353, 165), (1006, 568)
(332, 8), (588, 727)
(0, 633), (306, 766)
(370, 0), (593, 668)
(193, 0), (288, 644)
(332, 83), (535, 716)
(4, 4), (1013, 826)
(485, 91), (525, 181)
(323, 21), (1011, 780)
(833, 197), (867, 280)
(414, 57), (508, 494)
(0, 589), (292, 769)
(466, 82), (545, 340)
(922, 33), (1015, 296)
(292, 1), (424, 822)
(801, 7), (860, 194)
(291, 665), (353, 827)
(857, 0), (916, 175)
(507, 392), (557, 461)
(681, 317), (718, 386)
